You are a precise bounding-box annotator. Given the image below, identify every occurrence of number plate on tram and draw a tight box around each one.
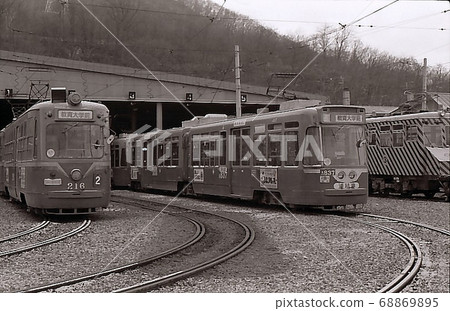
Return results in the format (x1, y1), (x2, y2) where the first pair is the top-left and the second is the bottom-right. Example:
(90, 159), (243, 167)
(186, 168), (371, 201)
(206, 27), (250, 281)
(320, 169), (335, 176)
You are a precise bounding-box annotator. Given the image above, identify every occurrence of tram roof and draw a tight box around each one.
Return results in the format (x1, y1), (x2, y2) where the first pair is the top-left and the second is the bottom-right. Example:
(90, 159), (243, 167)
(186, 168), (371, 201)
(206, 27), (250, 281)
(367, 110), (449, 123)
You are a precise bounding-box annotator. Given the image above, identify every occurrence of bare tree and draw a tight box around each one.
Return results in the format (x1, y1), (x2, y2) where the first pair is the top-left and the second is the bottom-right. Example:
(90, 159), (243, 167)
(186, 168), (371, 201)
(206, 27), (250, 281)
(333, 27), (352, 61)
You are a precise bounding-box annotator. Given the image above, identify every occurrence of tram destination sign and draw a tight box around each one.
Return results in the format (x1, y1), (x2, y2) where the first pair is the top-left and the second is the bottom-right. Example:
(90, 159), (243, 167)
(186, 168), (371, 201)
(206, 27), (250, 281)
(321, 110), (365, 124)
(335, 114), (363, 123)
(57, 110), (93, 120)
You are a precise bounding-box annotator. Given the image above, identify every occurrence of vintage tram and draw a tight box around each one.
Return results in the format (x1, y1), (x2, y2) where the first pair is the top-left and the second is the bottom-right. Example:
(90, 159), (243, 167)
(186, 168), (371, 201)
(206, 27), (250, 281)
(366, 110), (450, 201)
(0, 88), (112, 214)
(116, 103), (368, 209)
(111, 133), (143, 189)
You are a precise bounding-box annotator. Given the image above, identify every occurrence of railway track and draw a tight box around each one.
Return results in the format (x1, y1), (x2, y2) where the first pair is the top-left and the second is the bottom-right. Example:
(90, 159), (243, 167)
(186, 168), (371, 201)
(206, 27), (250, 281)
(0, 220), (90, 257)
(338, 210), (450, 293)
(113, 203), (255, 293)
(22, 195), (255, 293)
(369, 192), (449, 203)
(23, 210), (205, 292)
(359, 213), (450, 236)
(0, 220), (50, 243)
(340, 216), (422, 293)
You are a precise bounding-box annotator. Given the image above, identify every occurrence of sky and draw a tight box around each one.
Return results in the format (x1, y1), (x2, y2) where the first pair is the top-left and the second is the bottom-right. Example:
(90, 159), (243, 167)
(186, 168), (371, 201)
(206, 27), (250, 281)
(209, 0), (450, 69)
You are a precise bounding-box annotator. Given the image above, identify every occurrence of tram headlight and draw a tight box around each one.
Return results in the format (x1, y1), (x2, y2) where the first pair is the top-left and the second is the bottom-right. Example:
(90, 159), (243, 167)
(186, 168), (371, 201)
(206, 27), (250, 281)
(68, 92), (82, 106)
(349, 170), (357, 180)
(337, 171), (346, 180)
(71, 169), (82, 181)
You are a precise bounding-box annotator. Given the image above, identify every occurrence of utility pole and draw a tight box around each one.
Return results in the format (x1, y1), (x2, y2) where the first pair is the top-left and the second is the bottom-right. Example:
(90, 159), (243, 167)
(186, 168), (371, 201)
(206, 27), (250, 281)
(235, 45), (242, 117)
(421, 58), (427, 111)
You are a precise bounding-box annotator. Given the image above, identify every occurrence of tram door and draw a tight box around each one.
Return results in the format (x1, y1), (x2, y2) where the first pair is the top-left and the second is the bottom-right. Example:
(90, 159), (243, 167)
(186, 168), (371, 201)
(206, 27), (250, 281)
(11, 126), (19, 199)
(230, 127), (252, 197)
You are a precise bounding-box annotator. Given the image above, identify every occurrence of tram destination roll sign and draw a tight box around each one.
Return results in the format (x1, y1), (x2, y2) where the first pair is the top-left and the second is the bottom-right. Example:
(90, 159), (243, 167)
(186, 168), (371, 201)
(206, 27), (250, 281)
(57, 110), (93, 120)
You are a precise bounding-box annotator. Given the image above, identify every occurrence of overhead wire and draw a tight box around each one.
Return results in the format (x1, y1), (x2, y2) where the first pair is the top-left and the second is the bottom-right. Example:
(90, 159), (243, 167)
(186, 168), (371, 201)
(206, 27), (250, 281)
(73, 1), (448, 32)
(351, 8), (448, 37)
(252, 0), (404, 117)
(185, 0), (227, 42)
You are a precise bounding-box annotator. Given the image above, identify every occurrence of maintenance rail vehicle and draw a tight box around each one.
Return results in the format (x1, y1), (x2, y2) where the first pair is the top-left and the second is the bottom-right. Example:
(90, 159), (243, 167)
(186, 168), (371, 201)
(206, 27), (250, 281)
(366, 109), (450, 201)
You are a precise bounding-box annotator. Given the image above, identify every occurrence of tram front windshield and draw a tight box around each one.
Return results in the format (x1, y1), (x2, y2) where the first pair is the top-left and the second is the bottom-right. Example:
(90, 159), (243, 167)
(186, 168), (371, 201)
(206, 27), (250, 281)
(321, 125), (365, 166)
(46, 123), (104, 159)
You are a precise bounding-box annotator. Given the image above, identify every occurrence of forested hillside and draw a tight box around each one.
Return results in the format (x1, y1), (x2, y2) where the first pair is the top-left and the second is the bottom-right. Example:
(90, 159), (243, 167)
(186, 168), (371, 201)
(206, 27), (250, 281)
(0, 0), (448, 105)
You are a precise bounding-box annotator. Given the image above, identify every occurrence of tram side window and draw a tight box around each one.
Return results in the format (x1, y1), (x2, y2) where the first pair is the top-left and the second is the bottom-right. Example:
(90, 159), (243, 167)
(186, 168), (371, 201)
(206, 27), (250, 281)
(156, 137), (179, 167)
(379, 125), (391, 148)
(241, 128), (250, 166)
(171, 137), (179, 166)
(156, 143), (164, 166)
(112, 146), (119, 167)
(230, 128), (251, 166)
(120, 148), (126, 166)
(200, 135), (210, 166)
(163, 138), (171, 166)
(392, 132), (404, 147)
(406, 125), (418, 141)
(268, 133), (281, 166)
(110, 146), (115, 167)
(131, 143), (137, 166)
(219, 131), (226, 166)
(27, 118), (35, 160)
(253, 133), (267, 166)
(268, 124), (282, 167)
(231, 129), (241, 166)
(285, 121), (299, 129)
(17, 124), (25, 161)
(380, 132), (391, 147)
(392, 125), (404, 147)
(424, 125), (442, 147)
(153, 143), (158, 167)
(143, 142), (148, 167)
(16, 120), (35, 161)
(368, 130), (377, 146)
(210, 133), (219, 167)
(4, 131), (14, 162)
(268, 123), (282, 131)
(90, 126), (104, 159)
(33, 119), (38, 159)
(192, 134), (200, 166)
(302, 127), (321, 166)
(285, 130), (299, 166)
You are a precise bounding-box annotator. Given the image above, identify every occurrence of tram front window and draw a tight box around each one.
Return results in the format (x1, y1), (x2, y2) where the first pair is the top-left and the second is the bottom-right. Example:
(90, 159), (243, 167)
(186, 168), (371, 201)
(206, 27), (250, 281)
(46, 124), (104, 158)
(322, 125), (365, 166)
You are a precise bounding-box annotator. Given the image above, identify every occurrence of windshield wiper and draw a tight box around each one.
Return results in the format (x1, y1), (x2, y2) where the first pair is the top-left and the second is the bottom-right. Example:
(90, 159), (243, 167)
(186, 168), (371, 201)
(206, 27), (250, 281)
(62, 122), (79, 134)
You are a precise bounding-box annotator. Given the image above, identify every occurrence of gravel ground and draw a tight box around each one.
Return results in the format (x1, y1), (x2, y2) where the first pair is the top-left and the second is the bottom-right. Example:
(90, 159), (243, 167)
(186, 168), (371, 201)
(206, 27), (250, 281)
(0, 197), (196, 292)
(0, 192), (448, 293)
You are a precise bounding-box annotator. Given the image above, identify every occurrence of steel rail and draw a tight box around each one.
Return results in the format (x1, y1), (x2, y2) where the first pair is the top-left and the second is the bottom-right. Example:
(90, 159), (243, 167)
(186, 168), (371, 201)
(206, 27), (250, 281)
(113, 214), (255, 293)
(0, 220), (91, 257)
(360, 213), (450, 236)
(0, 220), (50, 243)
(345, 217), (422, 293)
(22, 210), (205, 293)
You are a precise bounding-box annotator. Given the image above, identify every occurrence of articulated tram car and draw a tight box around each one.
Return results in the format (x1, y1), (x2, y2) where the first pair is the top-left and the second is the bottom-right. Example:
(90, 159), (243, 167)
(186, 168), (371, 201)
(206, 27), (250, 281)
(117, 104), (368, 209)
(0, 88), (112, 214)
(366, 110), (450, 201)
